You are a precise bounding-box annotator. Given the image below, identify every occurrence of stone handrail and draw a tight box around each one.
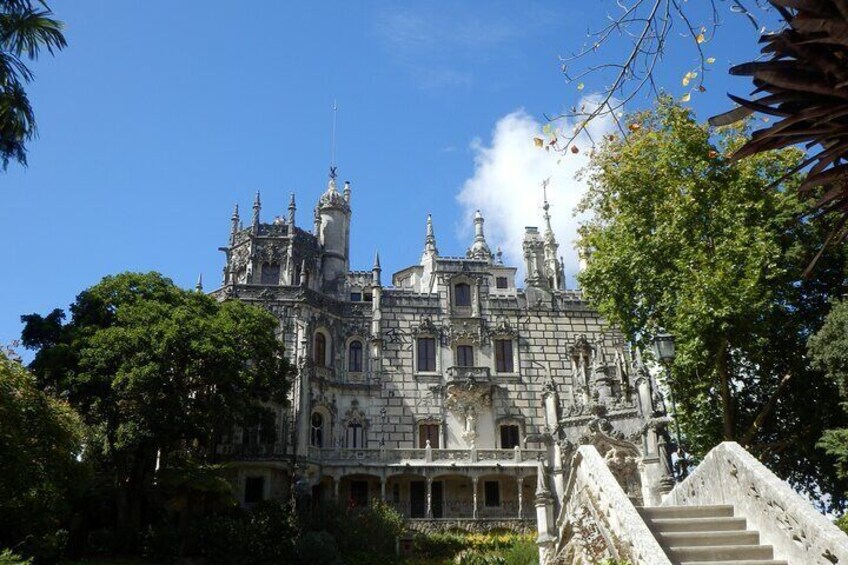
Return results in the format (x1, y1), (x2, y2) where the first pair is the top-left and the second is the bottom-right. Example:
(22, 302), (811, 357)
(306, 446), (545, 465)
(554, 445), (673, 565)
(663, 441), (848, 565)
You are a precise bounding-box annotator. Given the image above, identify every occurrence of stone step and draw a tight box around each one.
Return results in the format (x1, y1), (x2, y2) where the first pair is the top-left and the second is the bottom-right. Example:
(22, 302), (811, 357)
(639, 505), (735, 519)
(649, 516), (748, 533)
(657, 530), (760, 547)
(680, 562), (788, 565)
(667, 544), (774, 562)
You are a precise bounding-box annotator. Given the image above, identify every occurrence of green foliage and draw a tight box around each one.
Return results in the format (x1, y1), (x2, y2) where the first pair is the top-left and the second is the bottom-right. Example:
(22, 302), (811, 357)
(0, 0), (66, 169)
(411, 531), (537, 565)
(0, 347), (86, 561)
(0, 550), (31, 565)
(577, 97), (848, 508)
(20, 272), (292, 549)
(810, 297), (848, 487)
(296, 531), (343, 565)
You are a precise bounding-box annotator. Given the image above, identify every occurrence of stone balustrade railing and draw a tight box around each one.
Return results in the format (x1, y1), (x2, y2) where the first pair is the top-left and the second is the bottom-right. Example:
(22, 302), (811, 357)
(551, 445), (673, 565)
(307, 445), (545, 465)
(663, 441), (848, 565)
(445, 366), (491, 381)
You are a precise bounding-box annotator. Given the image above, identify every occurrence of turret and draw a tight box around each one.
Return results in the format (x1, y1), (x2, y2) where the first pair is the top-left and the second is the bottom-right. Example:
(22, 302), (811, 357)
(372, 251), (382, 287)
(423, 213), (439, 258)
(195, 273), (203, 293)
(522, 227), (546, 288)
(316, 168), (351, 287)
(466, 210), (493, 263)
(541, 183), (564, 290)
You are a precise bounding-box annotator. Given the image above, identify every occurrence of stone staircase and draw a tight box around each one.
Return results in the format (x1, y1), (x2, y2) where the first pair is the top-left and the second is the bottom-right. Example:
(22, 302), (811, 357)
(638, 504), (787, 565)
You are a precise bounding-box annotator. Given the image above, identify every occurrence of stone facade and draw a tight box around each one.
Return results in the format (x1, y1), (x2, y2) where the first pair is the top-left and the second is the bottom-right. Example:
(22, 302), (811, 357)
(210, 171), (672, 538)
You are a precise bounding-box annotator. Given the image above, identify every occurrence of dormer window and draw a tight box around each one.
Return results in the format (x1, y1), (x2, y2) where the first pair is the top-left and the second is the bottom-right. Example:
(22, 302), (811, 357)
(455, 283), (471, 307)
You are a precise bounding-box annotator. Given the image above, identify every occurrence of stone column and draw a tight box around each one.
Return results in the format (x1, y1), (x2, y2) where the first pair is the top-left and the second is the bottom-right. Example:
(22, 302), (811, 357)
(517, 477), (524, 519)
(472, 476), (479, 519)
(426, 477), (433, 519)
(381, 476), (387, 501)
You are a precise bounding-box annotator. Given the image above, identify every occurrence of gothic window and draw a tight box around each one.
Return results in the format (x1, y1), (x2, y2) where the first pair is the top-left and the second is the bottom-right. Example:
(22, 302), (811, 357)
(500, 424), (520, 449)
(346, 422), (365, 448)
(244, 476), (265, 504)
(418, 423), (440, 448)
(348, 340), (364, 372)
(495, 339), (514, 373)
(417, 337), (436, 372)
(261, 262), (280, 285)
(314, 332), (328, 367)
(456, 345), (474, 367)
(455, 283), (471, 306)
(311, 412), (324, 447)
(496, 276), (508, 289)
(484, 481), (500, 507)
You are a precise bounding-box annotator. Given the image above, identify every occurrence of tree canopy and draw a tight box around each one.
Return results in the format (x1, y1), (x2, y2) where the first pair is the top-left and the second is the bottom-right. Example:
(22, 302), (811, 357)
(0, 0), (65, 169)
(577, 98), (848, 509)
(20, 272), (291, 548)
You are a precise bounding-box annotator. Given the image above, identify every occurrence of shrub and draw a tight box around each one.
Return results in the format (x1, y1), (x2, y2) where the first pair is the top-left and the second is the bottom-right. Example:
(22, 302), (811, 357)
(0, 550), (31, 565)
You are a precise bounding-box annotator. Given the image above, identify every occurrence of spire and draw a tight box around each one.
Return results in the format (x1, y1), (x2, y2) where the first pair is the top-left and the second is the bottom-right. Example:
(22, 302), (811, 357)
(230, 203), (240, 243)
(195, 273), (203, 293)
(288, 193), (296, 225)
(542, 178), (554, 239)
(372, 251), (382, 286)
(424, 213), (439, 256)
(467, 210), (493, 262)
(252, 191), (261, 231)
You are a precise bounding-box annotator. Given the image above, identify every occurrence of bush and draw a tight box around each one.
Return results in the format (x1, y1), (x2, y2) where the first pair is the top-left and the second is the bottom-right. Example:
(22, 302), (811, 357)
(0, 550), (31, 565)
(296, 531), (342, 565)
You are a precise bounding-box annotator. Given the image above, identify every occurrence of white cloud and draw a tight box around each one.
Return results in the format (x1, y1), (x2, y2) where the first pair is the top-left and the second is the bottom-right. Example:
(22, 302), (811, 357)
(457, 101), (617, 286)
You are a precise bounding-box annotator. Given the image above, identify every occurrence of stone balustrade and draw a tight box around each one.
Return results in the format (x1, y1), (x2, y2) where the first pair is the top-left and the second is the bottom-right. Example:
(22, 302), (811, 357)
(445, 366), (491, 381)
(663, 441), (848, 565)
(306, 445), (545, 465)
(551, 445), (673, 565)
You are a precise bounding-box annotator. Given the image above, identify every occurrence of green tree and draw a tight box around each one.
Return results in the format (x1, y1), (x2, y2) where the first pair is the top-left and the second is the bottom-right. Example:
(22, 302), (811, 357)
(577, 98), (848, 508)
(20, 272), (291, 549)
(1, 0), (66, 169)
(810, 298), (848, 485)
(0, 345), (86, 560)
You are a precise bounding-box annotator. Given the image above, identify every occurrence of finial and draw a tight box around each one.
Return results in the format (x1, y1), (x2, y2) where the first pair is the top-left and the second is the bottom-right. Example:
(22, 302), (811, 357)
(343, 180), (351, 203)
(288, 193), (296, 225)
(424, 213), (439, 256)
(330, 100), (338, 171)
(252, 191), (261, 230)
(467, 210), (492, 261)
(496, 247), (504, 265)
(230, 203), (240, 242)
(299, 259), (307, 286)
(195, 273), (203, 293)
(372, 251), (382, 286)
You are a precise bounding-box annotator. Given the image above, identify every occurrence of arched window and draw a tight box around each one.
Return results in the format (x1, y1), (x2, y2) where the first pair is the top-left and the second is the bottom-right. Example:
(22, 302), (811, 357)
(314, 332), (327, 367)
(455, 283), (471, 307)
(348, 341), (363, 372)
(311, 412), (324, 447)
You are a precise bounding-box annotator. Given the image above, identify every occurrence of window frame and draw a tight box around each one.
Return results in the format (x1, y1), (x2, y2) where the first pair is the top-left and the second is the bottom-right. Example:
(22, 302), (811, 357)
(418, 422), (440, 448)
(499, 424), (521, 450)
(455, 344), (474, 367)
(417, 336), (437, 373)
(310, 411), (325, 448)
(454, 283), (472, 307)
(348, 340), (364, 373)
(313, 331), (329, 367)
(494, 339), (515, 373)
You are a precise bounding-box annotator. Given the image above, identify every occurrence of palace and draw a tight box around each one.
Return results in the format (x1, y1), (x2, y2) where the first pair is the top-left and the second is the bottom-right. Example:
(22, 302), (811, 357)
(210, 171), (848, 564)
(211, 170), (669, 544)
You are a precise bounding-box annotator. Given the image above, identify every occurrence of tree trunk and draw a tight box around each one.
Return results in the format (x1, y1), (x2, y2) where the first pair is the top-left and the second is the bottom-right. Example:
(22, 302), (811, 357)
(716, 337), (734, 441)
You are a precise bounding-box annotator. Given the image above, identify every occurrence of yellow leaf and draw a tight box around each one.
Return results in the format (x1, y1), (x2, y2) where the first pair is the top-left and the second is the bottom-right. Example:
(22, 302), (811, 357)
(533, 137), (544, 148)
(706, 57), (715, 64)
(696, 33), (705, 43)
(577, 82), (585, 90)
(681, 93), (691, 103)
(682, 76), (690, 87)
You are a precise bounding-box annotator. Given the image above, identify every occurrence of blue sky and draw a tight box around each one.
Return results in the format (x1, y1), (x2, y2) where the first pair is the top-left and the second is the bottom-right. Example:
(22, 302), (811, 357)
(1, 1), (775, 348)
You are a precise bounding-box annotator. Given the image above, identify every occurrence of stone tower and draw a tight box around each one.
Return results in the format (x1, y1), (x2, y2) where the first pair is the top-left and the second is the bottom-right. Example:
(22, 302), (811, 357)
(315, 171), (351, 292)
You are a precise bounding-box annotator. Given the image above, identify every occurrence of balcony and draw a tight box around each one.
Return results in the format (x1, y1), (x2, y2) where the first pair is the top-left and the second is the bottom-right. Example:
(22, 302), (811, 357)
(306, 445), (545, 467)
(445, 366), (491, 381)
(216, 443), (288, 460)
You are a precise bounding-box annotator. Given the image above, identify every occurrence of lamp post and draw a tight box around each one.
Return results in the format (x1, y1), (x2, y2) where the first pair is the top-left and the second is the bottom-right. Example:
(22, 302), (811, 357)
(653, 331), (688, 479)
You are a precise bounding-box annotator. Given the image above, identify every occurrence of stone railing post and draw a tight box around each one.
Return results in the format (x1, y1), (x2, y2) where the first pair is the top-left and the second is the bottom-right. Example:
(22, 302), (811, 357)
(514, 445), (522, 462)
(426, 477), (433, 519)
(517, 477), (524, 519)
(425, 439), (433, 462)
(472, 476), (479, 519)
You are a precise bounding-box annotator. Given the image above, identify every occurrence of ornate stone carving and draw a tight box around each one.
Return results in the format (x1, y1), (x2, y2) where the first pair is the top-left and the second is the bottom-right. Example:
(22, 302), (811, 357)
(444, 377), (493, 444)
(446, 319), (482, 344)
